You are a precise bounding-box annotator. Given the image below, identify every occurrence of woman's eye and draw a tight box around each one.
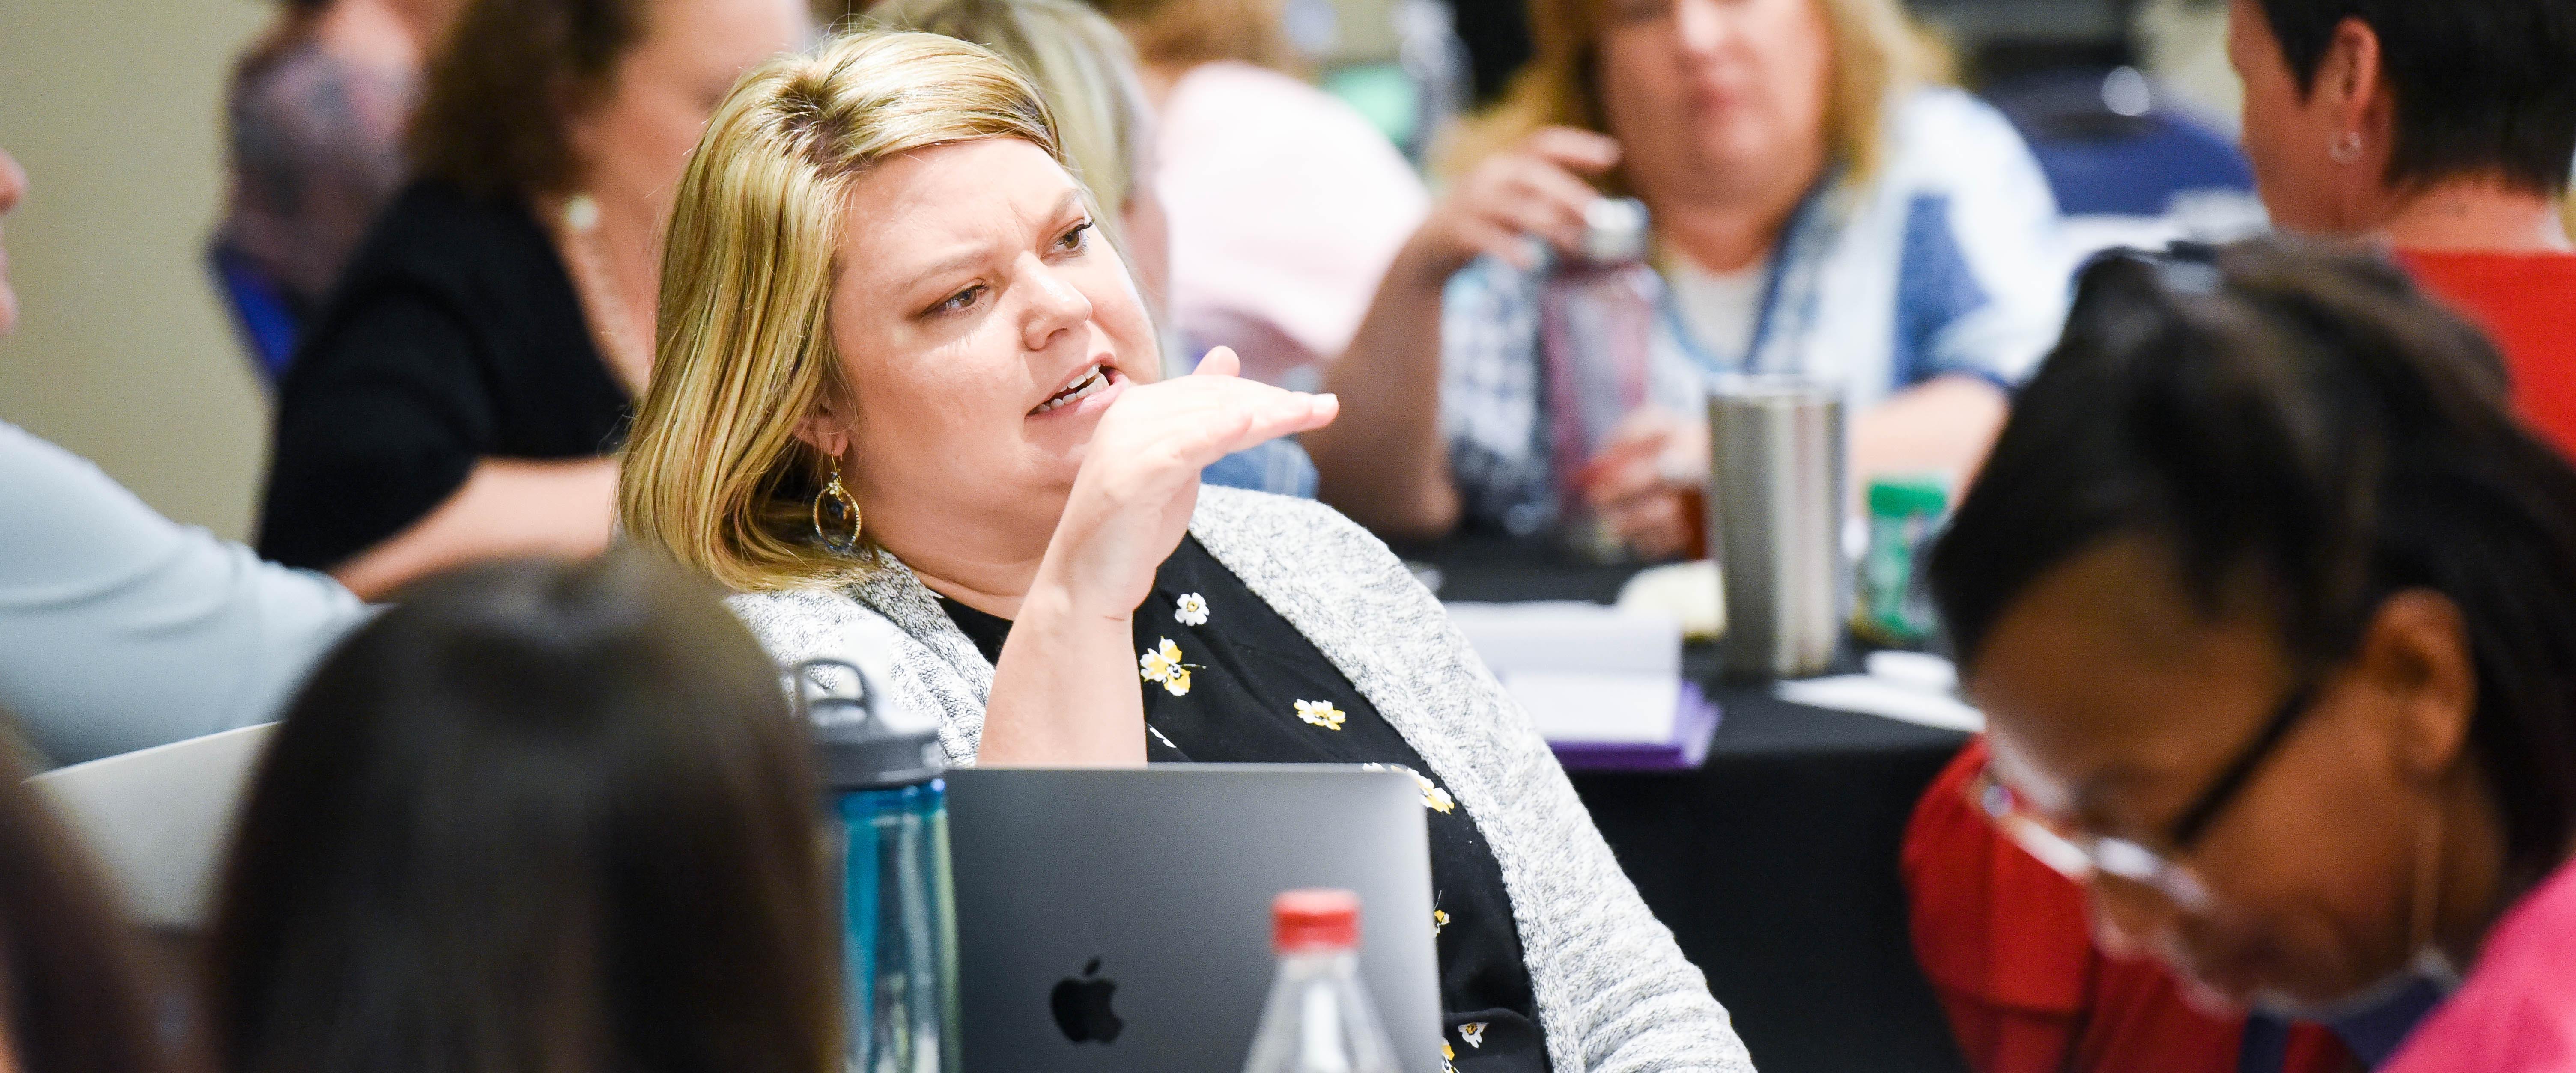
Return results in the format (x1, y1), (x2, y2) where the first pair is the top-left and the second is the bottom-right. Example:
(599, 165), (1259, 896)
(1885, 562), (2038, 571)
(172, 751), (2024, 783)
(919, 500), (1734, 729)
(1055, 220), (1094, 253)
(929, 285), (985, 316)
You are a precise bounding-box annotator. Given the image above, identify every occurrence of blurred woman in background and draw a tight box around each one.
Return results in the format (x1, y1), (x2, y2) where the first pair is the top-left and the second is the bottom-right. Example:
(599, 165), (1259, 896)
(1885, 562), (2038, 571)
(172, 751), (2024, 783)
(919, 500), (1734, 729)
(2225, 0), (2576, 455)
(217, 0), (461, 330)
(1310, 0), (2071, 551)
(871, 0), (1318, 496)
(1088, 0), (1431, 392)
(256, 0), (808, 598)
(1932, 238), (2576, 1073)
(205, 551), (836, 1073)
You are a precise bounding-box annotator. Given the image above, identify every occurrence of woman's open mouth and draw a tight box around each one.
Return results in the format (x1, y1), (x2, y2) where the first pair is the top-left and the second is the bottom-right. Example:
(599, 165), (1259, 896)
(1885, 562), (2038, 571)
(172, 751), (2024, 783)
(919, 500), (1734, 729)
(1032, 366), (1112, 415)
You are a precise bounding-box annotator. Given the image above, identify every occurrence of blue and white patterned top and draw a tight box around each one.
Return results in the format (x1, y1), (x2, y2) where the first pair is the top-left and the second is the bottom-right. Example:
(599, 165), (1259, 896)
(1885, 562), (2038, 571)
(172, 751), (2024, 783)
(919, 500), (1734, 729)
(1442, 88), (2075, 534)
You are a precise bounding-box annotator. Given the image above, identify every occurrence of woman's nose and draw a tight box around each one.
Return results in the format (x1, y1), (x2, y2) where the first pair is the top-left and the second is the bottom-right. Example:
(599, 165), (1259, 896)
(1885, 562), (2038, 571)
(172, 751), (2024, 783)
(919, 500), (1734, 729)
(1673, 0), (1735, 57)
(2084, 875), (2174, 959)
(1020, 260), (1094, 351)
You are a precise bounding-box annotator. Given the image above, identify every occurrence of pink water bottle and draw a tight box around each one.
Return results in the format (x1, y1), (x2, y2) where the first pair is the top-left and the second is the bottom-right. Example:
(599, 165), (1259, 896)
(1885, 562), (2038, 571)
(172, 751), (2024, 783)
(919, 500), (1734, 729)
(1540, 197), (1662, 559)
(1240, 889), (1402, 1073)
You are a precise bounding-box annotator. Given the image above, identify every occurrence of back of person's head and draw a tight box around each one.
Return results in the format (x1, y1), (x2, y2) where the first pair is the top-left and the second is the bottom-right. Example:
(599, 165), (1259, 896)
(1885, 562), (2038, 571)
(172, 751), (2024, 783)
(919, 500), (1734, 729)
(621, 28), (1065, 593)
(0, 724), (176, 1073)
(1449, 0), (1946, 185)
(868, 0), (1153, 234)
(1930, 236), (2576, 889)
(408, 0), (656, 199)
(2254, 0), (2576, 196)
(204, 551), (835, 1073)
(1083, 0), (1297, 73)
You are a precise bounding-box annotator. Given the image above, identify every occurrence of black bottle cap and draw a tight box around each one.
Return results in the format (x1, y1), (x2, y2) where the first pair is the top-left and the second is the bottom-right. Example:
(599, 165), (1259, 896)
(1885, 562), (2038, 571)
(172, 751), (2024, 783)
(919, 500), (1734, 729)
(791, 658), (945, 791)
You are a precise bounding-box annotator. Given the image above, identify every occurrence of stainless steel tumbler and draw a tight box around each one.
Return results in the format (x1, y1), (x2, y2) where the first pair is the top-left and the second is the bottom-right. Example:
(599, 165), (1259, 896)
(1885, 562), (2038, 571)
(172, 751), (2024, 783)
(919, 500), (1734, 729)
(1705, 377), (1849, 680)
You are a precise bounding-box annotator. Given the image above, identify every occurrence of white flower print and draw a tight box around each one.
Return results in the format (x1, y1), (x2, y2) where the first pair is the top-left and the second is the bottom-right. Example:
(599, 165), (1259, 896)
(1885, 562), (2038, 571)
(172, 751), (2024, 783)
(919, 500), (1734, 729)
(1137, 638), (1198, 697)
(1364, 763), (1457, 814)
(1431, 907), (1450, 936)
(1294, 698), (1347, 730)
(1148, 725), (1179, 751)
(1174, 592), (1210, 626)
(1459, 1022), (1487, 1049)
(1440, 1043), (1457, 1073)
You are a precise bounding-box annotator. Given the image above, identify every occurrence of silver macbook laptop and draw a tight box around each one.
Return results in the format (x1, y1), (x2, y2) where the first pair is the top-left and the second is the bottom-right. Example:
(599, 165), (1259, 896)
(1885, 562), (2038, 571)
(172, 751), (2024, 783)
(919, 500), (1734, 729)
(945, 765), (1445, 1073)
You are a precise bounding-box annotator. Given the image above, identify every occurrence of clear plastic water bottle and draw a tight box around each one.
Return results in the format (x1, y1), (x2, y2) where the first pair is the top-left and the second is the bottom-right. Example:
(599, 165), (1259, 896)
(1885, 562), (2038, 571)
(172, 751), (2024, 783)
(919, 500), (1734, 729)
(794, 658), (959, 1073)
(1539, 197), (1665, 559)
(1240, 889), (1401, 1073)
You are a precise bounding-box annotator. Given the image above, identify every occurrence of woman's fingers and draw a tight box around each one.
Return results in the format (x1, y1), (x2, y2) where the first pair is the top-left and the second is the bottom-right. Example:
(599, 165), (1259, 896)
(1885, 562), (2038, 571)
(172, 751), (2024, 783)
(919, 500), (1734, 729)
(1520, 126), (1623, 175)
(1506, 159), (1611, 229)
(1603, 490), (1694, 561)
(1191, 345), (1241, 378)
(1102, 375), (1338, 473)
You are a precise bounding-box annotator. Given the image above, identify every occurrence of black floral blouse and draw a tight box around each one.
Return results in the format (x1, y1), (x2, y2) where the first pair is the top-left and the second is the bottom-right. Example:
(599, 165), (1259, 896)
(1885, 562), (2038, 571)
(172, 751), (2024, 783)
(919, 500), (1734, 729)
(939, 536), (1550, 1072)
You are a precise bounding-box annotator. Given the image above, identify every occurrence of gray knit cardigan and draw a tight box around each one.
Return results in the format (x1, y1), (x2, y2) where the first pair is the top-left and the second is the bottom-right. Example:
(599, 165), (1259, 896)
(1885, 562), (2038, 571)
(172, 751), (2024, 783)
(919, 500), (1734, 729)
(729, 486), (1756, 1072)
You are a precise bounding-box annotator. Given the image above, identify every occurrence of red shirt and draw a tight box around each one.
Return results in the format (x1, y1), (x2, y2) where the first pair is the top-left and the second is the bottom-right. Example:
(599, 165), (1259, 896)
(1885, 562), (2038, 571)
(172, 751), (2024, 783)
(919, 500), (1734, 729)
(2398, 250), (2576, 460)
(2381, 857), (2576, 1073)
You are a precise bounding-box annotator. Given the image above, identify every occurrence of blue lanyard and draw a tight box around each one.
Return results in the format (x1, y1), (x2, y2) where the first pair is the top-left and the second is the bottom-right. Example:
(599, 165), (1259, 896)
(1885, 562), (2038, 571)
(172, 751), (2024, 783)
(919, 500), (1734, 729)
(1655, 176), (1839, 378)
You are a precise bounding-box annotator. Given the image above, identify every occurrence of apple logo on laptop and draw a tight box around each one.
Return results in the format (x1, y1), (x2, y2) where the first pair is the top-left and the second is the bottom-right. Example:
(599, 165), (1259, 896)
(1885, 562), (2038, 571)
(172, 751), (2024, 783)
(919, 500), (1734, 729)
(1050, 957), (1124, 1044)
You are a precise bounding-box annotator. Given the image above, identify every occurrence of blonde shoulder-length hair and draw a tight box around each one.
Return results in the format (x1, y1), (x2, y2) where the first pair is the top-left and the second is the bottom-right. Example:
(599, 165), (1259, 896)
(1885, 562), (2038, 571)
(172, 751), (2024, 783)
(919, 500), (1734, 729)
(620, 29), (1070, 593)
(1447, 0), (1951, 188)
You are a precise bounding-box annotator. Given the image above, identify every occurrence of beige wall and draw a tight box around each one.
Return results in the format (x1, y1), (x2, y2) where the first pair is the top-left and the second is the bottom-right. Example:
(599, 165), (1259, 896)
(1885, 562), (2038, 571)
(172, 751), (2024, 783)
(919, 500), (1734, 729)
(1, 0), (275, 541)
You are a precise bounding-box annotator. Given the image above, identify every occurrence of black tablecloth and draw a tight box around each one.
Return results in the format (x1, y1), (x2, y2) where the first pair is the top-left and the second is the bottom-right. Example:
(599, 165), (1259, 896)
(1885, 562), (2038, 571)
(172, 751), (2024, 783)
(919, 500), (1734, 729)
(1398, 539), (1974, 1073)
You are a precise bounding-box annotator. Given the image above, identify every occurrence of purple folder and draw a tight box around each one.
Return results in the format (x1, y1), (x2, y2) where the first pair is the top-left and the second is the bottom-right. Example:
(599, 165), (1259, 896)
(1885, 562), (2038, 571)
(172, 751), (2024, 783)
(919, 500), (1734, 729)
(1548, 681), (1722, 772)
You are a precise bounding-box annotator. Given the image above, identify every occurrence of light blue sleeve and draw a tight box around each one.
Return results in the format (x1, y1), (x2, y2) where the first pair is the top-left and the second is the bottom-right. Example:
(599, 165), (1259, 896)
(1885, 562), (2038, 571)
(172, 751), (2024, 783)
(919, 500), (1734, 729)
(0, 424), (374, 767)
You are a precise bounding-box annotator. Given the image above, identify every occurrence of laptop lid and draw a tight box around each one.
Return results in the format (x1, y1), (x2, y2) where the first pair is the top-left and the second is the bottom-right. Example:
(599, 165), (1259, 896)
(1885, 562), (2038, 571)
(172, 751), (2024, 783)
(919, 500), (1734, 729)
(28, 722), (276, 929)
(945, 765), (1445, 1073)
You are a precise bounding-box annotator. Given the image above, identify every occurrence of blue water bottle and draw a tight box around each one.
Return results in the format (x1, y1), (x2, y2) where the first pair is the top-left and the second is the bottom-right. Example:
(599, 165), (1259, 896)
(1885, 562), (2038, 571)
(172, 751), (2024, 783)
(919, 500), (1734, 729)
(793, 658), (959, 1073)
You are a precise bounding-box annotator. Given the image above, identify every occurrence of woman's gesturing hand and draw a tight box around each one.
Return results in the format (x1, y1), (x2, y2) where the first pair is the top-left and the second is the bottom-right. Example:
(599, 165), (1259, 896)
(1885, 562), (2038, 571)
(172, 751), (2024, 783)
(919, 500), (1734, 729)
(1034, 348), (1339, 622)
(1392, 126), (1621, 288)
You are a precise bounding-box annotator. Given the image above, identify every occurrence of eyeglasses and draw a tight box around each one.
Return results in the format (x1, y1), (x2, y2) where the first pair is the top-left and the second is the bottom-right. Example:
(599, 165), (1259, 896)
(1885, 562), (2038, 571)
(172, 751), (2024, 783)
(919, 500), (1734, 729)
(1971, 673), (2326, 911)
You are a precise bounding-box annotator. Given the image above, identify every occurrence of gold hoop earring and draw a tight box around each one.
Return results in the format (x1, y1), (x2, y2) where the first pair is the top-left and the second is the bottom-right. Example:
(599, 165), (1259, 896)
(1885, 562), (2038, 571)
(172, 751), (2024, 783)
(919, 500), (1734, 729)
(812, 462), (862, 555)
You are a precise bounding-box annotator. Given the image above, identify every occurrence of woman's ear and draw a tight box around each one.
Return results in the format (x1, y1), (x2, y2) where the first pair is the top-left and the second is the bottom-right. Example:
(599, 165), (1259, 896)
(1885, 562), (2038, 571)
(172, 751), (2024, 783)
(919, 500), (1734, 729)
(2356, 590), (2478, 784)
(792, 400), (852, 462)
(2317, 16), (2390, 147)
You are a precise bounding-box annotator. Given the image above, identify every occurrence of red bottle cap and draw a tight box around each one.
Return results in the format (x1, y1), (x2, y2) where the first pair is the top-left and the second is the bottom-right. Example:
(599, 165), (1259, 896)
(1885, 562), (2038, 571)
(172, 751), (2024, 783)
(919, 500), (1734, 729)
(1273, 889), (1361, 953)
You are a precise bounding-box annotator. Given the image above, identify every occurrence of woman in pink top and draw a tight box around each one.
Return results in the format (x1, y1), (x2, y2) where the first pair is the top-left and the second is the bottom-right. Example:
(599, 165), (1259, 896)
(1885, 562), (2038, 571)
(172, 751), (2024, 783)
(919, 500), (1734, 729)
(1925, 238), (2576, 1073)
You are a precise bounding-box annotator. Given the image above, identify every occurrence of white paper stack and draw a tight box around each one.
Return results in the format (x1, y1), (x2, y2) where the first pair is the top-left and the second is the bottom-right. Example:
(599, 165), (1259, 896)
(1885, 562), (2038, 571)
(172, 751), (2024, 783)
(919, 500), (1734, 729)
(1443, 602), (1685, 746)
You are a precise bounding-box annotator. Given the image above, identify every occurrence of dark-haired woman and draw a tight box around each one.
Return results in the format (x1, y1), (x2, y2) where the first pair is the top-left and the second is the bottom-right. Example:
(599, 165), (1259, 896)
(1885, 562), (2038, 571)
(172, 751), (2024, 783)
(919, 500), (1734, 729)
(256, 0), (808, 600)
(206, 550), (837, 1073)
(2229, 0), (2576, 455)
(0, 713), (185, 1073)
(1929, 238), (2576, 1073)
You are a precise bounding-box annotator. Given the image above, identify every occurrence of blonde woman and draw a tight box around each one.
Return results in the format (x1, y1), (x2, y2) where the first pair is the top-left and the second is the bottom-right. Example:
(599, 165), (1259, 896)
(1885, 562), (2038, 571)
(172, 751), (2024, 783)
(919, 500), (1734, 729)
(868, 0), (1315, 496)
(1308, 0), (2074, 553)
(622, 30), (1753, 1072)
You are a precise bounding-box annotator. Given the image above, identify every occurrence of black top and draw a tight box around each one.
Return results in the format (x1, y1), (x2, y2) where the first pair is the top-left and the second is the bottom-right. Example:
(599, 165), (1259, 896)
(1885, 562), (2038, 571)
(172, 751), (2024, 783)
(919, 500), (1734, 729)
(256, 179), (629, 570)
(941, 537), (1549, 1071)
